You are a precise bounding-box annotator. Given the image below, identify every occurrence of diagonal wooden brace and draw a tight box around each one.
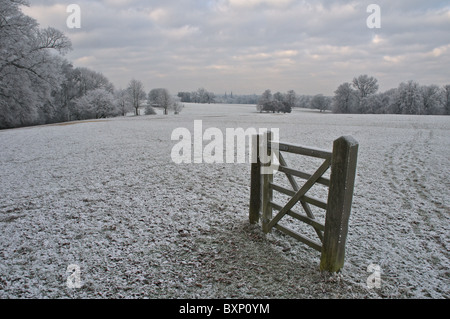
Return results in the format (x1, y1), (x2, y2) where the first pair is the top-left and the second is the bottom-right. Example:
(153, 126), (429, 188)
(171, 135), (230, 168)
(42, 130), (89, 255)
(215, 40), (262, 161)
(278, 152), (324, 241)
(266, 157), (331, 231)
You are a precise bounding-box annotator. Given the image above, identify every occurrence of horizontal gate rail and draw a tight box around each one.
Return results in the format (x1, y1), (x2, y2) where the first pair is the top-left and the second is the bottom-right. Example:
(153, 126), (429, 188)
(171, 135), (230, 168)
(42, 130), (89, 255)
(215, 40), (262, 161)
(269, 183), (327, 210)
(249, 133), (359, 273)
(270, 142), (332, 160)
(277, 165), (330, 187)
(274, 224), (323, 252)
(270, 202), (325, 232)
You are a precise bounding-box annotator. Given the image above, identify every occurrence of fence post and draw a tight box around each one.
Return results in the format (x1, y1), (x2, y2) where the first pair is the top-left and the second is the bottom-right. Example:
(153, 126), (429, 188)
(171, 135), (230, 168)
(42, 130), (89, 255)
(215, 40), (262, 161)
(262, 131), (273, 233)
(249, 134), (261, 224)
(320, 136), (359, 273)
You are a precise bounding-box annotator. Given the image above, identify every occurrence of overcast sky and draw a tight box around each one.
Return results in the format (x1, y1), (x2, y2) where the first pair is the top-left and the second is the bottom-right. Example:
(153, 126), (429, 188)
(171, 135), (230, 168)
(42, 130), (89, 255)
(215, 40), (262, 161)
(23, 0), (450, 95)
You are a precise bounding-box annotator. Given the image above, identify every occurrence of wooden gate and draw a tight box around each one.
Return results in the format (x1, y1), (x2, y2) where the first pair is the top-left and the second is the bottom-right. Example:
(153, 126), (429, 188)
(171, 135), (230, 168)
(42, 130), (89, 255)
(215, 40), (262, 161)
(249, 132), (359, 272)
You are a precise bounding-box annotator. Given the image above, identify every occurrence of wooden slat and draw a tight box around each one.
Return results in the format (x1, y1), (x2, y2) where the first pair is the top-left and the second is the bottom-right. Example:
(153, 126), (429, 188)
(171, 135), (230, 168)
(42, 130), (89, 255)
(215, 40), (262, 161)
(271, 201), (325, 232)
(278, 152), (299, 190)
(303, 195), (327, 210)
(274, 150), (326, 243)
(267, 158), (331, 231)
(269, 183), (327, 210)
(270, 182), (295, 196)
(278, 165), (330, 187)
(270, 142), (332, 160)
(277, 151), (324, 242)
(274, 224), (322, 252)
(300, 200), (324, 242)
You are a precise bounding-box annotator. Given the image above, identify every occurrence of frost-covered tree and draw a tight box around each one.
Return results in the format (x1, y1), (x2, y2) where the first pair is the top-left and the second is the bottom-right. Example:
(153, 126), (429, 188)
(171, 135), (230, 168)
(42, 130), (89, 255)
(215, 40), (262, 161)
(72, 67), (114, 97)
(144, 104), (157, 115)
(127, 79), (146, 116)
(51, 59), (77, 122)
(148, 88), (183, 115)
(257, 89), (272, 113)
(173, 99), (184, 115)
(144, 89), (157, 115)
(395, 81), (423, 115)
(273, 92), (283, 103)
(297, 95), (312, 109)
(352, 75), (379, 113)
(73, 88), (117, 120)
(444, 85), (450, 115)
(272, 92), (285, 112)
(378, 88), (398, 114)
(257, 89), (293, 113)
(53, 64), (115, 121)
(420, 85), (443, 115)
(0, 0), (72, 129)
(148, 88), (171, 115)
(273, 91), (294, 113)
(197, 88), (207, 103)
(311, 94), (331, 112)
(177, 92), (191, 103)
(284, 90), (297, 111)
(333, 82), (357, 114)
(352, 75), (379, 98)
(190, 88), (215, 104)
(361, 94), (384, 114)
(115, 88), (132, 116)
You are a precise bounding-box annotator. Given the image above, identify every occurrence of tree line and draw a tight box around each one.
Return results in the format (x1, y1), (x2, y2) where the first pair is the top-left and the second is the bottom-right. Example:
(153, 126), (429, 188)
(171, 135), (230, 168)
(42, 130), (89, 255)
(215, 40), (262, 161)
(177, 88), (216, 104)
(216, 93), (260, 105)
(73, 79), (184, 120)
(255, 75), (449, 116)
(0, 0), (183, 130)
(332, 75), (450, 115)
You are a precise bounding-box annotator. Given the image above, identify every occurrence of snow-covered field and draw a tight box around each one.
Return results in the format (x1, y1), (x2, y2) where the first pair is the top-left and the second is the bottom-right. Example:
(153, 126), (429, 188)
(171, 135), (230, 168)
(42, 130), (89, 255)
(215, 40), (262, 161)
(0, 103), (448, 299)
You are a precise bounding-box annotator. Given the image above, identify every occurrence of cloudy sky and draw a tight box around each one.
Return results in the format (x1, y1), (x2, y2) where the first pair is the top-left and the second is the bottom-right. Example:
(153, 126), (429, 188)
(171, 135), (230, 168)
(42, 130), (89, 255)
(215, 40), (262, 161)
(23, 0), (450, 95)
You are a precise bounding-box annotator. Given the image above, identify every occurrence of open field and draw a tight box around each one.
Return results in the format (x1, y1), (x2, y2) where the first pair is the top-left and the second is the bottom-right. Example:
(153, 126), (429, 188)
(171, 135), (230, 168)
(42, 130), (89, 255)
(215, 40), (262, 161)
(0, 104), (449, 298)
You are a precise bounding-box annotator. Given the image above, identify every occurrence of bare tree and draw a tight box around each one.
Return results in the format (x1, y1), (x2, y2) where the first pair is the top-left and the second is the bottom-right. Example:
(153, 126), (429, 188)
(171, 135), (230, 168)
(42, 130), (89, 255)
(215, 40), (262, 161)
(127, 79), (146, 116)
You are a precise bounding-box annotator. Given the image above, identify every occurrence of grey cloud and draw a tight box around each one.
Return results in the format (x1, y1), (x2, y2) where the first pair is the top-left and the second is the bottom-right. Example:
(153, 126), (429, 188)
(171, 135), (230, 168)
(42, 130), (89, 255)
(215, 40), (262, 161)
(27, 0), (450, 94)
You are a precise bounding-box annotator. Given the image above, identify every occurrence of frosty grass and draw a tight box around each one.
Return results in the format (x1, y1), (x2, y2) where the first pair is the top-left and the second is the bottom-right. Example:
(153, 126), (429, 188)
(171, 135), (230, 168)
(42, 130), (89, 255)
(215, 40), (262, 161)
(0, 104), (448, 299)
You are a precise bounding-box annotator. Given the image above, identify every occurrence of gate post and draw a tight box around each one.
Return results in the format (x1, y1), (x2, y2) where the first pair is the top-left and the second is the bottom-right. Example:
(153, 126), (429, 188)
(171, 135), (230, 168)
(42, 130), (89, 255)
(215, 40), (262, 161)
(249, 134), (261, 224)
(320, 136), (359, 272)
(261, 131), (273, 233)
